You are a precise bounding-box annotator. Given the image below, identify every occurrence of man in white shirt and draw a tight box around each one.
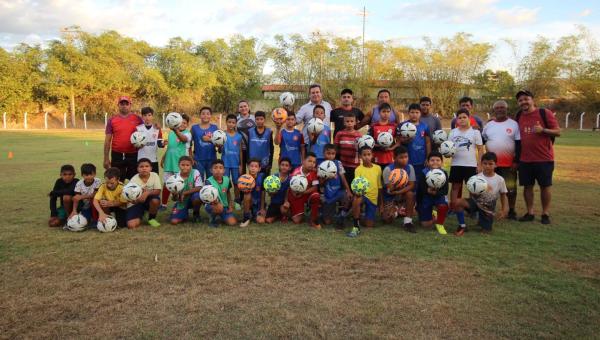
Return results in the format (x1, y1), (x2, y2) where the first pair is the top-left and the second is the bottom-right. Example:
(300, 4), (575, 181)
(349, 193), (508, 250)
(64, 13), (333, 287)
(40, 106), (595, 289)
(295, 84), (332, 143)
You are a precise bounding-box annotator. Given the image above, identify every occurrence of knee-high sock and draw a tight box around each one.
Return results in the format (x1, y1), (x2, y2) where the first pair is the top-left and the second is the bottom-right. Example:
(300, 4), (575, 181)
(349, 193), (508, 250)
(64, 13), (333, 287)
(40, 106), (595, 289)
(456, 211), (465, 225)
(161, 186), (170, 205)
(309, 193), (320, 223)
(436, 204), (448, 225)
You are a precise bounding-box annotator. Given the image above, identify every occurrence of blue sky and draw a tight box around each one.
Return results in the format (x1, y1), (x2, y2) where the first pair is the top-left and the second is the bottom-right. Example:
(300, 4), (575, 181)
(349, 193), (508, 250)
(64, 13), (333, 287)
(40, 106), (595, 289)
(1, 0), (598, 70)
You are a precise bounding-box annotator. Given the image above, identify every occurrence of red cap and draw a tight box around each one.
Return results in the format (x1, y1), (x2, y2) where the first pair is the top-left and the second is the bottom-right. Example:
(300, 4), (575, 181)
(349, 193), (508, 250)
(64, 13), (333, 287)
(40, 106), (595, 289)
(118, 96), (132, 104)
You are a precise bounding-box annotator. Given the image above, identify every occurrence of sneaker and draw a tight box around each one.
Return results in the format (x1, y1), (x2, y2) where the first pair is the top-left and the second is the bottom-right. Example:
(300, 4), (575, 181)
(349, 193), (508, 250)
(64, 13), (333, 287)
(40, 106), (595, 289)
(159, 204), (167, 211)
(519, 213), (534, 222)
(209, 218), (219, 228)
(404, 222), (416, 233)
(148, 219), (161, 228)
(454, 226), (466, 236)
(541, 214), (551, 225)
(435, 224), (447, 235)
(480, 228), (492, 235)
(240, 219), (250, 228)
(507, 210), (517, 220)
(346, 227), (360, 238)
(311, 222), (322, 230)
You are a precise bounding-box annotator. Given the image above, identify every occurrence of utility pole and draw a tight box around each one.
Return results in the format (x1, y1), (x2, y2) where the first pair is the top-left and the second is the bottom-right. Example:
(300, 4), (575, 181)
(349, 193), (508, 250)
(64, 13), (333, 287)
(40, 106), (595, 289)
(61, 26), (82, 128)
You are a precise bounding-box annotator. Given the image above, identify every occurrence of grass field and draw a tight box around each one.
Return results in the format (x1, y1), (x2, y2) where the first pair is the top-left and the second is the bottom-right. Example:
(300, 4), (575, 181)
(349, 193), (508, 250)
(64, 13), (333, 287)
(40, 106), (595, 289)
(1, 130), (599, 339)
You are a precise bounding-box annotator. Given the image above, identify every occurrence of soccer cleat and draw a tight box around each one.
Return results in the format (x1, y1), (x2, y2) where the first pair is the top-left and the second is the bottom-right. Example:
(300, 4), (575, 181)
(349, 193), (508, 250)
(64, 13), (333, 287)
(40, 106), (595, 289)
(435, 224), (447, 235)
(507, 210), (517, 220)
(541, 214), (551, 225)
(519, 213), (534, 222)
(454, 226), (466, 236)
(404, 222), (416, 233)
(148, 219), (161, 228)
(346, 227), (360, 238)
(311, 222), (322, 230)
(240, 219), (250, 228)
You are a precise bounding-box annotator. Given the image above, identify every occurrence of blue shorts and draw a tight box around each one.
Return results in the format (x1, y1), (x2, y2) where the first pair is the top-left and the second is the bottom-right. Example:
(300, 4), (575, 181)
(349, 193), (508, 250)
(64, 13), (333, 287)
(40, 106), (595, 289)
(418, 195), (448, 221)
(205, 204), (234, 221)
(169, 192), (201, 221)
(362, 196), (377, 222)
(126, 195), (160, 221)
(195, 159), (213, 181)
(225, 167), (240, 184)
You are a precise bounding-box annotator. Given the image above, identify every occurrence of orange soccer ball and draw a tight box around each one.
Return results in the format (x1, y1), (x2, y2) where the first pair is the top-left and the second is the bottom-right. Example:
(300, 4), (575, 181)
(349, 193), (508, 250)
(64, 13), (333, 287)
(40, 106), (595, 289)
(388, 168), (408, 188)
(237, 174), (256, 193)
(271, 107), (288, 122)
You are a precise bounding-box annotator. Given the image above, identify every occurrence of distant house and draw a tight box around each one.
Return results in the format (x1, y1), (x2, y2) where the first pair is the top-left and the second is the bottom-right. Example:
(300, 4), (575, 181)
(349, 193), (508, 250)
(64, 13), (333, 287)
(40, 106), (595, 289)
(261, 85), (308, 101)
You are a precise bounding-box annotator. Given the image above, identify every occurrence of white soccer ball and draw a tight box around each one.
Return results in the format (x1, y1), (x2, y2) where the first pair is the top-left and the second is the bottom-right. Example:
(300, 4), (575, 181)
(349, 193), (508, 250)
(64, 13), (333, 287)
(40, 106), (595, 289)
(467, 175), (488, 195)
(290, 175), (308, 193)
(377, 131), (395, 148)
(307, 117), (324, 135)
(211, 130), (227, 146)
(317, 160), (338, 179)
(399, 122), (417, 138)
(97, 215), (117, 233)
(439, 140), (457, 158)
(425, 169), (447, 189)
(122, 182), (143, 202)
(432, 130), (448, 144)
(130, 131), (147, 148)
(199, 185), (219, 204)
(66, 214), (88, 232)
(165, 174), (185, 193)
(165, 112), (183, 129)
(357, 135), (375, 149)
(279, 92), (295, 106)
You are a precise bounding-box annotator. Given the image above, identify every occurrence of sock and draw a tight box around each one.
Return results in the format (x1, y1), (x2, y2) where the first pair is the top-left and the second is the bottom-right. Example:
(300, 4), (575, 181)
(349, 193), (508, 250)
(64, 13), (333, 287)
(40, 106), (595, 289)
(309, 194), (320, 224)
(161, 186), (170, 205)
(149, 213), (157, 220)
(243, 212), (251, 221)
(456, 211), (465, 226)
(403, 217), (412, 224)
(353, 218), (360, 228)
(193, 210), (199, 218)
(436, 204), (448, 225)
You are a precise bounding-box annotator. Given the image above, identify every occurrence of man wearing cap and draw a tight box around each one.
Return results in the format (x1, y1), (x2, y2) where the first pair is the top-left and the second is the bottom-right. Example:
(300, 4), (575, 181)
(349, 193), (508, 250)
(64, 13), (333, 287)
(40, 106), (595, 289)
(295, 84), (332, 144)
(103, 96), (143, 180)
(514, 90), (560, 224)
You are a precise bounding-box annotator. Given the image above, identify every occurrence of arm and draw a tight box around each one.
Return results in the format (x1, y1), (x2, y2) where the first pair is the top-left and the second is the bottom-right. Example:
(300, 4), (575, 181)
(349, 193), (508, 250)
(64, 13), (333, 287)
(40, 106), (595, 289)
(173, 129), (188, 143)
(275, 127), (282, 145)
(103, 133), (112, 169)
(497, 193), (509, 219)
(357, 110), (372, 129)
(226, 184), (233, 212)
(268, 131), (274, 170)
(425, 135), (432, 157)
(476, 144), (484, 171)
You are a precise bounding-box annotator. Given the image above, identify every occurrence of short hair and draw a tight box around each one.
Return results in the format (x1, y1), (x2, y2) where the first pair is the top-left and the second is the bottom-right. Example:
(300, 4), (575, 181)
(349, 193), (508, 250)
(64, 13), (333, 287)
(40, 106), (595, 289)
(211, 159), (224, 167)
(141, 107), (154, 115)
(238, 99), (249, 105)
(419, 96), (432, 104)
(80, 163), (96, 175)
(343, 112), (356, 119)
(427, 151), (443, 161)
(247, 158), (261, 166)
(394, 145), (408, 156)
(408, 103), (421, 112)
(60, 164), (75, 174)
(359, 146), (372, 155)
(179, 155), (193, 164)
(309, 84), (321, 92)
(377, 89), (391, 97)
(378, 102), (392, 112)
(181, 113), (190, 122)
(137, 158), (152, 166)
(341, 88), (353, 96)
(104, 167), (120, 179)
(305, 152), (317, 159)
(492, 100), (508, 109)
(199, 106), (212, 114)
(254, 111), (266, 118)
(287, 111), (295, 118)
(456, 108), (470, 117)
(313, 104), (325, 113)
(459, 96), (473, 105)
(481, 152), (497, 163)
(226, 114), (237, 122)
(279, 157), (292, 165)
(324, 143), (336, 152)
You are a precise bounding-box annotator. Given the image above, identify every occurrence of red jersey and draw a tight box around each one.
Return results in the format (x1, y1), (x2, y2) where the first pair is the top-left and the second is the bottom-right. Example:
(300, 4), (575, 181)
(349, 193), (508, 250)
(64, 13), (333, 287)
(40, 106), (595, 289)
(334, 129), (362, 169)
(369, 122), (396, 165)
(106, 113), (143, 153)
(518, 109), (558, 162)
(290, 166), (319, 188)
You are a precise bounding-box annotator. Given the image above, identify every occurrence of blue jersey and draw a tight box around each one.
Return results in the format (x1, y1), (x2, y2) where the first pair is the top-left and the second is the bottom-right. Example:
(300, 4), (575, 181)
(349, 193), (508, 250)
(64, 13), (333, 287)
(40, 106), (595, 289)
(223, 131), (242, 168)
(398, 120), (429, 166)
(270, 173), (290, 205)
(324, 160), (345, 203)
(382, 163), (414, 202)
(251, 172), (265, 207)
(279, 129), (303, 167)
(191, 124), (218, 161)
(248, 127), (273, 169)
(309, 125), (331, 162)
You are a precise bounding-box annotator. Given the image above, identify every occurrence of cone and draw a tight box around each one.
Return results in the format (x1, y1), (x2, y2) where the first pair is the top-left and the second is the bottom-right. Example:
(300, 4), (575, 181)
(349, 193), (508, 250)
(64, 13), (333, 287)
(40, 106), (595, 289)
(8, 151), (13, 159)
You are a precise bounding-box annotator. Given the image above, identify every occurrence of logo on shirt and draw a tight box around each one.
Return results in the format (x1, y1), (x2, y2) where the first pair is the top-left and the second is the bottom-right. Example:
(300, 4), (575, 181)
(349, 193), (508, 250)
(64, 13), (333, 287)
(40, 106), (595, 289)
(454, 136), (473, 150)
(506, 128), (513, 134)
(293, 136), (299, 141)
(233, 140), (238, 145)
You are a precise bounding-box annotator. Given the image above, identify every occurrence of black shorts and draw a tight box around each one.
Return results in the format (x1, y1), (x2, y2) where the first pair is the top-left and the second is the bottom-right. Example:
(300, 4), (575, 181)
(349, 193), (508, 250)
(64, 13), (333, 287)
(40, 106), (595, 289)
(449, 166), (477, 184)
(496, 167), (517, 193)
(519, 162), (554, 187)
(151, 162), (159, 174)
(111, 151), (138, 181)
(266, 203), (282, 219)
(344, 167), (356, 189)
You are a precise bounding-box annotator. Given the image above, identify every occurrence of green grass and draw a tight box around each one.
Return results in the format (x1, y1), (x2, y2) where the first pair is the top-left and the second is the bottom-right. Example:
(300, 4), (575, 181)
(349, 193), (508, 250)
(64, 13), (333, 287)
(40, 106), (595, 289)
(0, 129), (599, 338)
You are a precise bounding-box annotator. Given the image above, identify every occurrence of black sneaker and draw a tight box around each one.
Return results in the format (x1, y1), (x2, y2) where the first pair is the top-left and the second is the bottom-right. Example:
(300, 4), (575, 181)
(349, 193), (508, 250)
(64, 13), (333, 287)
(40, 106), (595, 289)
(404, 222), (416, 233)
(507, 210), (517, 220)
(518, 213), (534, 222)
(541, 214), (551, 225)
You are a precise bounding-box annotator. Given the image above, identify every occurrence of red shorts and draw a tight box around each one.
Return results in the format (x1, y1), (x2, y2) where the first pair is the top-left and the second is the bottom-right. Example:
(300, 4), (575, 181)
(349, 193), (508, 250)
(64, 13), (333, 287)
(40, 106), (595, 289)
(288, 191), (320, 217)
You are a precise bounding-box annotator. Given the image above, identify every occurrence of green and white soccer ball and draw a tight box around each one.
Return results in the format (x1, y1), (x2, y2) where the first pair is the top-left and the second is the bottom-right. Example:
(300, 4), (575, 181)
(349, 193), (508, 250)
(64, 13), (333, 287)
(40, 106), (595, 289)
(467, 175), (488, 195)
(65, 214), (88, 232)
(199, 185), (219, 203)
(351, 176), (370, 195)
(97, 215), (117, 233)
(263, 175), (282, 193)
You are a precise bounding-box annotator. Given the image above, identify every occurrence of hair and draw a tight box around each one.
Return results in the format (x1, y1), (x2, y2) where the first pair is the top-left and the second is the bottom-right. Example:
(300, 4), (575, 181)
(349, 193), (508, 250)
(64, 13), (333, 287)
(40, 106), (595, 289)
(459, 96), (473, 105)
(181, 113), (190, 122)
(254, 111), (266, 118)
(343, 112), (356, 119)
(226, 113), (237, 122)
(377, 89), (391, 97)
(455, 108), (470, 117)
(104, 167), (121, 179)
(141, 107), (154, 115)
(211, 159), (224, 167)
(427, 151), (443, 161)
(359, 146), (372, 155)
(287, 111), (295, 118)
(279, 157), (292, 165)
(305, 152), (317, 159)
(419, 96), (432, 104)
(247, 158), (261, 166)
(324, 143), (336, 152)
(309, 84), (321, 92)
(137, 158), (152, 167)
(378, 102), (392, 112)
(408, 103), (421, 112)
(492, 100), (508, 110)
(238, 99), (249, 105)
(60, 164), (75, 174)
(313, 104), (325, 114)
(481, 152), (498, 163)
(341, 88), (353, 96)
(199, 106), (212, 114)
(80, 163), (96, 175)
(178, 155), (193, 164)
(516, 90), (534, 99)
(394, 145), (408, 156)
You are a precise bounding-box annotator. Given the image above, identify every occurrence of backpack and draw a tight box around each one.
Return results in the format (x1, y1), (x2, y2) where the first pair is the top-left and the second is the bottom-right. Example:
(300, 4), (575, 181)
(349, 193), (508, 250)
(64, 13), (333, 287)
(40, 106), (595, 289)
(515, 108), (555, 144)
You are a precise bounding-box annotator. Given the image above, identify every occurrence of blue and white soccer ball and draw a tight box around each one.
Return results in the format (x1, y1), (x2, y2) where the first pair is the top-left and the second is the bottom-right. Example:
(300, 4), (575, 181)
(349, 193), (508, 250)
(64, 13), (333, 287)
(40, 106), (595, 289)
(122, 182), (143, 202)
(317, 160), (338, 179)
(399, 122), (417, 138)
(377, 132), (395, 148)
(199, 185), (219, 204)
(290, 175), (308, 193)
(432, 130), (448, 144)
(97, 215), (117, 233)
(211, 130), (227, 146)
(279, 92), (295, 106)
(425, 169), (447, 189)
(357, 135), (375, 149)
(165, 175), (185, 193)
(165, 112), (183, 129)
(467, 175), (488, 195)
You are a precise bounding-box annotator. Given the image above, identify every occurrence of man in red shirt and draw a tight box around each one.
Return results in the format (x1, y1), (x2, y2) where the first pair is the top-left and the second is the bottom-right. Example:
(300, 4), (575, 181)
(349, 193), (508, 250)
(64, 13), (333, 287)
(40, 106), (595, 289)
(515, 90), (561, 224)
(103, 96), (143, 180)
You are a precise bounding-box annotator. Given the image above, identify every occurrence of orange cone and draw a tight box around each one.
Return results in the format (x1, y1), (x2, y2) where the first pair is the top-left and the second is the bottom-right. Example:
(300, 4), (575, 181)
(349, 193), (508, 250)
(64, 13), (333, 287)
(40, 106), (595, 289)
(8, 151), (13, 159)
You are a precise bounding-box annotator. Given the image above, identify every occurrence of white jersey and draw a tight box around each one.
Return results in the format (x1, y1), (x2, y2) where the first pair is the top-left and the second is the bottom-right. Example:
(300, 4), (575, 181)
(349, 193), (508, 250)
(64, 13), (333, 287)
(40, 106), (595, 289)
(482, 119), (520, 168)
(295, 100), (333, 143)
(449, 127), (483, 167)
(136, 124), (163, 162)
(74, 177), (102, 209)
(473, 172), (507, 215)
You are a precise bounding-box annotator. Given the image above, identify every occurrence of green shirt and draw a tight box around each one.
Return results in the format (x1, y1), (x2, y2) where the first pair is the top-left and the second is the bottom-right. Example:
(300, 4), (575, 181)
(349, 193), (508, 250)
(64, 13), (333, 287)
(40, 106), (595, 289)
(207, 176), (231, 208)
(164, 129), (191, 173)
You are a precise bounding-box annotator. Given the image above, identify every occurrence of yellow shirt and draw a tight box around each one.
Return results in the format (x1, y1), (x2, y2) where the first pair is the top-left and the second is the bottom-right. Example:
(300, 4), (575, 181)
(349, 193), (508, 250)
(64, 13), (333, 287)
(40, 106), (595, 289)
(94, 182), (128, 207)
(355, 163), (382, 204)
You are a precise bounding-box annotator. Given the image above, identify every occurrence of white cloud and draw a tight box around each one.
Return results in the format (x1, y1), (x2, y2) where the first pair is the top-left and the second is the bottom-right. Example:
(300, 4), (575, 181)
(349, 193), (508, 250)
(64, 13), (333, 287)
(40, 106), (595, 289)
(495, 6), (540, 27)
(579, 9), (592, 17)
(390, 0), (498, 23)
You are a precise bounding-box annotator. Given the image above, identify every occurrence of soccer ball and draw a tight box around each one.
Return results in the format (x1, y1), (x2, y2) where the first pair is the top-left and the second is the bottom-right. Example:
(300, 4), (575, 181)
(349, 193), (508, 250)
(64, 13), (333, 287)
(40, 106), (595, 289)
(290, 175), (308, 193)
(439, 141), (456, 158)
(130, 131), (147, 148)
(377, 132), (395, 148)
(425, 169), (447, 189)
(279, 92), (295, 106)
(66, 214), (88, 232)
(165, 174), (185, 193)
(307, 117), (324, 135)
(357, 135), (375, 149)
(272, 107), (288, 122)
(97, 216), (117, 233)
(467, 176), (488, 195)
(211, 130), (227, 146)
(432, 130), (448, 144)
(351, 176), (370, 195)
(237, 174), (256, 193)
(388, 168), (408, 188)
(165, 112), (183, 129)
(399, 122), (417, 138)
(263, 175), (282, 193)
(199, 185), (219, 204)
(317, 160), (338, 179)
(122, 182), (143, 202)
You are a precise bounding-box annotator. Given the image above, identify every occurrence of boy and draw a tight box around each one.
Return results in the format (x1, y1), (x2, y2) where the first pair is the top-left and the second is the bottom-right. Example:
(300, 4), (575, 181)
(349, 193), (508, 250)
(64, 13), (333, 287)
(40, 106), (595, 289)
(334, 113), (362, 187)
(93, 167), (127, 228)
(307, 105), (332, 164)
(248, 111), (274, 176)
(320, 144), (352, 230)
(126, 158), (162, 229)
(69, 163), (101, 225)
(205, 159), (237, 227)
(191, 106), (219, 181)
(135, 107), (164, 173)
(275, 112), (304, 170)
(48, 164), (78, 227)
(265, 157), (292, 224)
(288, 152), (321, 229)
(240, 158), (266, 227)
(381, 146), (416, 232)
(369, 102), (396, 167)
(453, 152), (508, 236)
(169, 156), (203, 224)
(160, 113), (191, 207)
(397, 103), (431, 184)
(348, 147), (382, 237)
(417, 152), (449, 235)
(222, 114), (243, 202)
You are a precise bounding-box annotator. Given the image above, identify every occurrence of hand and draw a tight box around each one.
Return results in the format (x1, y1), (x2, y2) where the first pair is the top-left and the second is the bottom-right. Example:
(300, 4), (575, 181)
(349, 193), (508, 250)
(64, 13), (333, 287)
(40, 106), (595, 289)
(282, 201), (290, 209)
(99, 199), (110, 208)
(163, 140), (169, 146)
(427, 187), (437, 195)
(274, 120), (283, 128)
(533, 121), (544, 134)
(103, 158), (111, 170)
(259, 209), (266, 216)
(202, 134), (212, 142)
(98, 213), (107, 223)
(399, 136), (410, 144)
(227, 207), (233, 213)
(160, 158), (164, 168)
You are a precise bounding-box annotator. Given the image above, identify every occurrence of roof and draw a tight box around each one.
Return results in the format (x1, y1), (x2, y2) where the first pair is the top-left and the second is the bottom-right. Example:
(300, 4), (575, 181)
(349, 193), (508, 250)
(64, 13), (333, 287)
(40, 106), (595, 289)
(261, 84), (307, 92)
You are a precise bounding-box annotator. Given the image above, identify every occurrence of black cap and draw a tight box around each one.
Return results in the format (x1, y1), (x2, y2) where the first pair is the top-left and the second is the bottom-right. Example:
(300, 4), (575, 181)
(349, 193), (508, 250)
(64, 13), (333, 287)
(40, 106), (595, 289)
(516, 90), (534, 99)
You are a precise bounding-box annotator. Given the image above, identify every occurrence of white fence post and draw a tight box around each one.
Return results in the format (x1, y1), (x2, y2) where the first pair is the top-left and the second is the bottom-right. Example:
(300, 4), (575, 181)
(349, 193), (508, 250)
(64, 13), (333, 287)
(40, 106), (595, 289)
(579, 112), (586, 131)
(162, 113), (166, 128)
(83, 112), (87, 130)
(596, 113), (600, 130)
(104, 112), (108, 128)
(565, 112), (571, 128)
(219, 113), (222, 129)
(63, 112), (67, 129)
(44, 112), (48, 130)
(3, 112), (6, 129)
(24, 112), (27, 129)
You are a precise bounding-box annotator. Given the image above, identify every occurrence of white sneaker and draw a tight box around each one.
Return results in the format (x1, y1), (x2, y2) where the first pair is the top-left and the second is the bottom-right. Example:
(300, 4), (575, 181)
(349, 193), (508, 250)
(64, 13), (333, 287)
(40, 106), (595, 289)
(240, 219), (250, 228)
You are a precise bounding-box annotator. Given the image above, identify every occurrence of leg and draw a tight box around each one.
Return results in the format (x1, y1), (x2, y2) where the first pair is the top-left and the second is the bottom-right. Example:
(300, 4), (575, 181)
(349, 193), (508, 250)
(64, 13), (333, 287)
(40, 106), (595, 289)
(308, 192), (321, 227)
(125, 153), (138, 180)
(541, 186), (552, 215)
(352, 195), (363, 220)
(523, 185), (534, 215)
(127, 218), (141, 229)
(148, 197), (160, 217)
(62, 195), (74, 216)
(450, 182), (461, 210)
(381, 200), (396, 224)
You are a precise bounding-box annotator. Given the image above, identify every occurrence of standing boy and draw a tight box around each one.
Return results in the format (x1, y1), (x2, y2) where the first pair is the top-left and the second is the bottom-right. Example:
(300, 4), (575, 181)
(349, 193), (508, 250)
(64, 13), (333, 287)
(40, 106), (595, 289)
(135, 107), (164, 174)
(275, 112), (304, 170)
(369, 102), (396, 167)
(397, 103), (431, 183)
(191, 107), (218, 181)
(307, 105), (332, 164)
(222, 114), (243, 201)
(247, 111), (274, 176)
(160, 114), (191, 207)
(334, 113), (362, 187)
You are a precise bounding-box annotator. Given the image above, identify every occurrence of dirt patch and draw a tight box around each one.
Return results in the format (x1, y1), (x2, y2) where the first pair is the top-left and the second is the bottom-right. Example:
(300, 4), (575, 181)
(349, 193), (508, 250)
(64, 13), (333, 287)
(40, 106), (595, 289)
(552, 260), (600, 281)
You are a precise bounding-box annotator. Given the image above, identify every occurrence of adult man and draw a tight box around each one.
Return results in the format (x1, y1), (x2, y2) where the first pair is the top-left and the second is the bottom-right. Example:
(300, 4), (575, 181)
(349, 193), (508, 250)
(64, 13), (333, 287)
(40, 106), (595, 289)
(419, 96), (442, 134)
(482, 100), (520, 219)
(103, 96), (143, 180)
(515, 90), (560, 224)
(330, 88), (364, 137)
(296, 84), (332, 143)
(451, 97), (484, 131)
(359, 89), (400, 127)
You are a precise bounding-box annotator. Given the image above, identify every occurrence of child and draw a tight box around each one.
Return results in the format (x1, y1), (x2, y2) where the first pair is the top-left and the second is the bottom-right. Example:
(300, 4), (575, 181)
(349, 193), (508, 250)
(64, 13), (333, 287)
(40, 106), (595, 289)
(221, 114), (243, 202)
(369, 102), (396, 167)
(69, 163), (101, 225)
(288, 152), (321, 229)
(265, 157), (292, 224)
(453, 152), (508, 236)
(126, 158), (162, 229)
(448, 108), (484, 210)
(205, 159), (237, 227)
(191, 106), (218, 181)
(248, 111), (274, 176)
(417, 152), (449, 234)
(169, 156), (203, 224)
(320, 144), (352, 230)
(240, 158), (266, 227)
(397, 103), (431, 181)
(135, 107), (164, 174)
(160, 113), (191, 207)
(334, 113), (362, 187)
(348, 147), (382, 237)
(381, 146), (416, 232)
(275, 112), (304, 170)
(48, 164), (78, 227)
(93, 167), (127, 228)
(307, 105), (332, 164)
